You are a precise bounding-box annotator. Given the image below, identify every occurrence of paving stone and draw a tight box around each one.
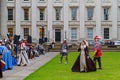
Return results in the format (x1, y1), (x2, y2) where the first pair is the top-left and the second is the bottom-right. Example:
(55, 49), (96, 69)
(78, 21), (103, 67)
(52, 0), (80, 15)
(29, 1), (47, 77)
(0, 52), (58, 80)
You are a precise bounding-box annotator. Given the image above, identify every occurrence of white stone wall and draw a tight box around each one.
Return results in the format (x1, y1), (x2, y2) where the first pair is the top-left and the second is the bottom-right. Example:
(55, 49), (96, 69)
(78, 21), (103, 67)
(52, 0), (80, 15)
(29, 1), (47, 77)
(0, 0), (120, 42)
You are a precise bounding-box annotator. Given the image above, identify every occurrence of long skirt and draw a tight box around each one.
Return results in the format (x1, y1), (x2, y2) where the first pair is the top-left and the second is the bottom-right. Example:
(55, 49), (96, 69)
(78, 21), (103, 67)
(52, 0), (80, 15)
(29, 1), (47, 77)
(2, 50), (13, 71)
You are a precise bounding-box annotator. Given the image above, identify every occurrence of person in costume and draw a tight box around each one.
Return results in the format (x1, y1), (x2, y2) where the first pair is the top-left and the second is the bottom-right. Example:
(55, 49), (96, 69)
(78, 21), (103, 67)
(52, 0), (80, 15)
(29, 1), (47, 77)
(17, 39), (29, 66)
(93, 36), (102, 69)
(60, 40), (69, 64)
(5, 41), (17, 66)
(1, 41), (13, 71)
(72, 40), (96, 72)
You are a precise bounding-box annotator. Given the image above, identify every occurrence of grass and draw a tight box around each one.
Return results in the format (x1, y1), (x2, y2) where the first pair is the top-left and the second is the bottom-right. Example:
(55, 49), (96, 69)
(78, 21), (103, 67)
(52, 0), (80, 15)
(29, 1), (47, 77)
(24, 52), (120, 80)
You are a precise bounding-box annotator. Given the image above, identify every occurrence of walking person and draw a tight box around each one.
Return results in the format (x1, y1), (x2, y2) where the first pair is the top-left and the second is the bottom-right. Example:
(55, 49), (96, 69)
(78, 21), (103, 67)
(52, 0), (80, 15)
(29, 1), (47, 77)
(17, 39), (29, 66)
(93, 36), (102, 69)
(60, 40), (69, 64)
(72, 40), (96, 72)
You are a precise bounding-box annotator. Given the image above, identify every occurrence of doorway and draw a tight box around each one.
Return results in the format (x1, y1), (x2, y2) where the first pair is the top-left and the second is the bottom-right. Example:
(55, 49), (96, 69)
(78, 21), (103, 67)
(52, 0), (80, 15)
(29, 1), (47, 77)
(55, 29), (61, 42)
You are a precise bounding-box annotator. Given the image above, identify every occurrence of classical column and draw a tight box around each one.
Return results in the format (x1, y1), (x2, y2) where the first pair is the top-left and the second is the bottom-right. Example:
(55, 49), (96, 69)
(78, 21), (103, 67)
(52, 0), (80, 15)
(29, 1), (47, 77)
(64, 0), (69, 41)
(112, 0), (117, 40)
(1, 0), (7, 37)
(48, 0), (53, 42)
(31, 0), (37, 40)
(96, 0), (102, 37)
(15, 0), (21, 35)
(79, 0), (85, 39)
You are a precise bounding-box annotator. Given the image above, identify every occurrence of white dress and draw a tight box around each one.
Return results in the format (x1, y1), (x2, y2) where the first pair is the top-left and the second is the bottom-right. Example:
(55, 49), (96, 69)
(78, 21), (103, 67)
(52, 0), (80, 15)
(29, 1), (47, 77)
(80, 45), (87, 71)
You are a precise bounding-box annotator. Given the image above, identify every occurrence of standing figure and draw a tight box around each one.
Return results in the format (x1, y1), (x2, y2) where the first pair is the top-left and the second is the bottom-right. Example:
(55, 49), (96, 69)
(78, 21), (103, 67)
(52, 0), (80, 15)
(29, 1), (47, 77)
(93, 36), (102, 69)
(51, 40), (55, 48)
(38, 43), (45, 55)
(17, 39), (29, 66)
(60, 40), (68, 64)
(72, 40), (96, 72)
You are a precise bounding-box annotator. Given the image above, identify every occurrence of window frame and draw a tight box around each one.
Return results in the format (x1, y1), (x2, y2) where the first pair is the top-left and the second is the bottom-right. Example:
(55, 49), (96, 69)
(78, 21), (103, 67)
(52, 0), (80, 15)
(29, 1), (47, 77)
(103, 7), (109, 20)
(87, 7), (94, 20)
(87, 28), (93, 39)
(24, 28), (29, 38)
(71, 28), (77, 41)
(104, 28), (109, 39)
(55, 7), (61, 21)
(71, 7), (77, 21)
(24, 8), (29, 20)
(8, 8), (13, 20)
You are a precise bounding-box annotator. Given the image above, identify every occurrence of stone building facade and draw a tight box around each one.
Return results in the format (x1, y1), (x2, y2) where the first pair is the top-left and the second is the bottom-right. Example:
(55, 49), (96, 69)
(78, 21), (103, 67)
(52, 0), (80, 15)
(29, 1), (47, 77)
(0, 0), (120, 43)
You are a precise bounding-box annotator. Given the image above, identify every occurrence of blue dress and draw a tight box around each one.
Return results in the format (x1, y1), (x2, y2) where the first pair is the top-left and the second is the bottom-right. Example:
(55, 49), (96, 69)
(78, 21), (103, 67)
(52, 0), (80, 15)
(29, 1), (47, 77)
(1, 46), (13, 71)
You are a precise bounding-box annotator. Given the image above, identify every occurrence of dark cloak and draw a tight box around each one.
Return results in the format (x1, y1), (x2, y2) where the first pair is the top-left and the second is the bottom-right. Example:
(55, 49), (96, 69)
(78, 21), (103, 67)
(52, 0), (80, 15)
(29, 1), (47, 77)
(71, 46), (96, 72)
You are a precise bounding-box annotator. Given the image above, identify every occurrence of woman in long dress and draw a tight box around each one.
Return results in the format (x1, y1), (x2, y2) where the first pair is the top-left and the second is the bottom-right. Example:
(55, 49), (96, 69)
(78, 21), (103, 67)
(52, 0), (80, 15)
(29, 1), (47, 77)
(71, 40), (96, 72)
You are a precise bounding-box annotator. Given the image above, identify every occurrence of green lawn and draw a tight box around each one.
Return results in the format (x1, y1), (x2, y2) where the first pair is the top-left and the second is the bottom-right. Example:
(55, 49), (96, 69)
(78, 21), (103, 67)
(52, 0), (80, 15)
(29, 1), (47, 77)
(24, 52), (120, 80)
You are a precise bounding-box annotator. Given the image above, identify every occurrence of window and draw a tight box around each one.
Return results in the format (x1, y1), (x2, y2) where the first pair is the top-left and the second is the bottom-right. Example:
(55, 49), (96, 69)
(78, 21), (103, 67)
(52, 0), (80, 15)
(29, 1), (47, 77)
(39, 8), (45, 20)
(39, 28), (44, 38)
(55, 0), (60, 2)
(87, 28), (93, 39)
(8, 28), (13, 37)
(55, 8), (61, 20)
(87, 7), (93, 20)
(24, 8), (29, 20)
(104, 28), (109, 39)
(24, 28), (29, 38)
(118, 8), (120, 21)
(24, 0), (29, 1)
(71, 7), (77, 20)
(54, 0), (61, 3)
(71, 0), (77, 2)
(104, 8), (109, 20)
(8, 9), (13, 20)
(71, 28), (77, 40)
(87, 0), (94, 3)
(118, 28), (120, 40)
(8, 0), (13, 1)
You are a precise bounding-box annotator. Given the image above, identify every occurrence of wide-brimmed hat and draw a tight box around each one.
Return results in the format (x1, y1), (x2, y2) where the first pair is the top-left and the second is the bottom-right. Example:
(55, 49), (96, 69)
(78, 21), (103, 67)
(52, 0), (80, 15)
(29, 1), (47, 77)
(94, 35), (101, 40)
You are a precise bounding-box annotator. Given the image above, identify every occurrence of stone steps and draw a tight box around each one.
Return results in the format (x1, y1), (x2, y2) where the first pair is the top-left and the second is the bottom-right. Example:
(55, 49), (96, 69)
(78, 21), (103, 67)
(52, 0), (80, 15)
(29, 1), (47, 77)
(44, 43), (120, 52)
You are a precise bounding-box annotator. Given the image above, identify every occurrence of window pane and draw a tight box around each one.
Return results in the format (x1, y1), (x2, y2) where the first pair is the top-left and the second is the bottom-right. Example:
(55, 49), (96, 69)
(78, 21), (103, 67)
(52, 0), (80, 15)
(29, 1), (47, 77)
(24, 0), (29, 1)
(8, 9), (13, 20)
(8, 0), (13, 1)
(24, 9), (29, 20)
(104, 8), (109, 20)
(71, 7), (77, 20)
(87, 7), (93, 20)
(39, 28), (44, 38)
(71, 28), (77, 40)
(40, 8), (45, 20)
(8, 28), (13, 36)
(55, 8), (61, 20)
(104, 28), (109, 39)
(24, 28), (29, 38)
(87, 28), (93, 39)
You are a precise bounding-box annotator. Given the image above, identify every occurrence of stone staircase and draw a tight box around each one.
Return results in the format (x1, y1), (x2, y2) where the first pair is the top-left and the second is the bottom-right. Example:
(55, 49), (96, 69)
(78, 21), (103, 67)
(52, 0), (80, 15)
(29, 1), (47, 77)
(44, 42), (120, 52)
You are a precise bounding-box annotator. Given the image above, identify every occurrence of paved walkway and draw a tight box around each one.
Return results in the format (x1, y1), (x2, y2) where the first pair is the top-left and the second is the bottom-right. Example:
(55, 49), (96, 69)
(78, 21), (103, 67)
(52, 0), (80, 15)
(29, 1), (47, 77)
(0, 52), (58, 80)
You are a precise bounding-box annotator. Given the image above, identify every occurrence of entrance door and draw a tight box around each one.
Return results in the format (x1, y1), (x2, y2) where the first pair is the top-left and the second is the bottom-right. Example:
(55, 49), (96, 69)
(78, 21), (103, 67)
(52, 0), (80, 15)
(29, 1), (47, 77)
(55, 29), (61, 42)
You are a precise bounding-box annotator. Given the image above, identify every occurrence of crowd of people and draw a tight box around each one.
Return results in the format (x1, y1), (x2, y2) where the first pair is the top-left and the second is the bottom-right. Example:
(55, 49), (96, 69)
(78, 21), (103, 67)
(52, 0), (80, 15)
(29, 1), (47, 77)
(0, 35), (103, 78)
(0, 36), (46, 78)
(60, 35), (103, 73)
